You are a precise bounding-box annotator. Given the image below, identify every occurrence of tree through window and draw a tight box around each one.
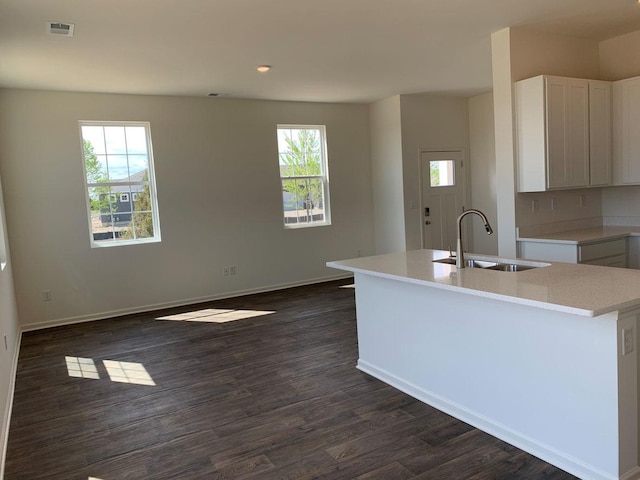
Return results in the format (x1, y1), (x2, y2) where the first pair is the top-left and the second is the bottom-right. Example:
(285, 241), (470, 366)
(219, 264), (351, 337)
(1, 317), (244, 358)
(277, 125), (330, 228)
(80, 122), (161, 246)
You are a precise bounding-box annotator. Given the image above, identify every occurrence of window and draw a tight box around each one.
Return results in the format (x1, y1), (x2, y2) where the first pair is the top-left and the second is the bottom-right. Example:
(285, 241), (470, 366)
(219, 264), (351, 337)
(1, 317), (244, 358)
(277, 125), (330, 227)
(80, 122), (161, 246)
(430, 160), (455, 187)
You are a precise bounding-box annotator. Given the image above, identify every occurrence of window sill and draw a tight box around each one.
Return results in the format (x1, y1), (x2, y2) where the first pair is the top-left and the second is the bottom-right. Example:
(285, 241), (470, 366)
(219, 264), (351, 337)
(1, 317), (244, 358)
(284, 221), (331, 230)
(90, 237), (162, 248)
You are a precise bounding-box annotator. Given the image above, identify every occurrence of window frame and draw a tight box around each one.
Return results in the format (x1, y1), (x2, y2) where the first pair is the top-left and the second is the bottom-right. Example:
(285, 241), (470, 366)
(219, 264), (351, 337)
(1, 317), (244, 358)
(79, 121), (162, 248)
(277, 124), (331, 229)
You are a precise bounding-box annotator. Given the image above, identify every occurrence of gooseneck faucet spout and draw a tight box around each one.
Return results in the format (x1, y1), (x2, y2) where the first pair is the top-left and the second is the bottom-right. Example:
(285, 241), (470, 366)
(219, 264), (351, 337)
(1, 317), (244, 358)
(456, 209), (494, 269)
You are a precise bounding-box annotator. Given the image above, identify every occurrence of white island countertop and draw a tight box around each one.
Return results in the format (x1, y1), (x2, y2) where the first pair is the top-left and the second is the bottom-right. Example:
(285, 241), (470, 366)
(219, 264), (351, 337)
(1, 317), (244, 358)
(327, 249), (640, 317)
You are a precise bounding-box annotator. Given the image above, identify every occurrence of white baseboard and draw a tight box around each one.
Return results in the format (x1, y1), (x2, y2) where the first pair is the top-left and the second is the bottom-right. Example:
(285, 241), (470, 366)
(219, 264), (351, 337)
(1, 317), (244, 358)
(357, 359), (623, 480)
(21, 273), (353, 332)
(621, 467), (640, 480)
(0, 332), (21, 480)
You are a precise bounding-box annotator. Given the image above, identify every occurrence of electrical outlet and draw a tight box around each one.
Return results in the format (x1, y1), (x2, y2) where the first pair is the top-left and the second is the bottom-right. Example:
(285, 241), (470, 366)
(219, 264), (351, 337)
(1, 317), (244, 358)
(42, 290), (52, 301)
(551, 197), (558, 211)
(622, 328), (634, 356)
(531, 199), (538, 213)
(223, 267), (230, 276)
(579, 194), (587, 207)
(229, 265), (236, 275)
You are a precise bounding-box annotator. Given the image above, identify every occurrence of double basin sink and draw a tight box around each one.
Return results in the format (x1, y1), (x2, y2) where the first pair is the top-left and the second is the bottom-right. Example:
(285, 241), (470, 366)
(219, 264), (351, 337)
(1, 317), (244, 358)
(433, 257), (538, 272)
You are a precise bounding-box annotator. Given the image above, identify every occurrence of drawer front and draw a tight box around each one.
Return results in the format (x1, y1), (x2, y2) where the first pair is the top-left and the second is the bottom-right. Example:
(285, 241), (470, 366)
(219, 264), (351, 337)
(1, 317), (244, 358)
(582, 254), (627, 268)
(579, 239), (626, 262)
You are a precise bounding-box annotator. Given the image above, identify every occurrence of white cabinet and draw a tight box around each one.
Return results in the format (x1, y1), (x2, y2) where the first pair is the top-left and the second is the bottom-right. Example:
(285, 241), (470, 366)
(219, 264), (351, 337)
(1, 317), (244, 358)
(613, 76), (640, 184)
(515, 75), (611, 192)
(578, 238), (627, 267)
(518, 237), (627, 268)
(518, 240), (578, 263)
(589, 81), (612, 186)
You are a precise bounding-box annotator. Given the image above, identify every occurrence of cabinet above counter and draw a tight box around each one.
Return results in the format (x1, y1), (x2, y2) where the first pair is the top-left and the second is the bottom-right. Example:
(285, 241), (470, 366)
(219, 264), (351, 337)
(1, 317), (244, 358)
(612, 75), (640, 185)
(515, 75), (611, 192)
(515, 74), (640, 192)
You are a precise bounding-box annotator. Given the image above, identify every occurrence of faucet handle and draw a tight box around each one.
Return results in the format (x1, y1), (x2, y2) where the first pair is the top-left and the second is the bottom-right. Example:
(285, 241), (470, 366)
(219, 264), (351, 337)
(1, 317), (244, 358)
(449, 245), (456, 258)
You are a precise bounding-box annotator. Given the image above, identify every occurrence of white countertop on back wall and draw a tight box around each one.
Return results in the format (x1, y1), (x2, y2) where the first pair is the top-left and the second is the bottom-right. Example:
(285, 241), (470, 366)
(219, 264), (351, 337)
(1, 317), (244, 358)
(517, 226), (640, 244)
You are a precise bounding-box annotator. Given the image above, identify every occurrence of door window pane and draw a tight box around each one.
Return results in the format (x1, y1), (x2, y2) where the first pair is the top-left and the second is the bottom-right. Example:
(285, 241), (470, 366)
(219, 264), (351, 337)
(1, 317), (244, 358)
(430, 160), (455, 187)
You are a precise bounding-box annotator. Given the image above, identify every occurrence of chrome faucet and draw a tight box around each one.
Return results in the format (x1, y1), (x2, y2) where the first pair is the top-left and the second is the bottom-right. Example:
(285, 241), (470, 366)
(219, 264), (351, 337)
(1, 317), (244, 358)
(456, 209), (494, 269)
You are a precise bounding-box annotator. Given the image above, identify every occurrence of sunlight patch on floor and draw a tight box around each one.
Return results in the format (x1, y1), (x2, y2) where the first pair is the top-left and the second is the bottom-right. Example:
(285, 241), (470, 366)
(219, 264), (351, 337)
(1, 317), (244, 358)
(103, 360), (156, 386)
(156, 308), (275, 323)
(65, 357), (156, 386)
(65, 356), (99, 380)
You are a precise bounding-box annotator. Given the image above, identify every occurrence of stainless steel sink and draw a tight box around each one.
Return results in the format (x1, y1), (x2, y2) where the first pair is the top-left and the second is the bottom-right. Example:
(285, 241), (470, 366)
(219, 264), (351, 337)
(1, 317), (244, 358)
(433, 257), (457, 265)
(433, 257), (539, 272)
(487, 263), (536, 272)
(433, 258), (497, 268)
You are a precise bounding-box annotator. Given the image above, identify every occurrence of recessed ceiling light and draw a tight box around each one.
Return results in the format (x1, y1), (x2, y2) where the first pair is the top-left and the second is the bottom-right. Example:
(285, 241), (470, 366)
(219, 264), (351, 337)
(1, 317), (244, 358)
(256, 65), (271, 73)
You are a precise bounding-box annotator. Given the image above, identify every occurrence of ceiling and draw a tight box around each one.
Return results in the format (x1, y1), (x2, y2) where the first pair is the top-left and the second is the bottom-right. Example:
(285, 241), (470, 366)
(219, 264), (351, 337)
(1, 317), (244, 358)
(1, 0), (639, 103)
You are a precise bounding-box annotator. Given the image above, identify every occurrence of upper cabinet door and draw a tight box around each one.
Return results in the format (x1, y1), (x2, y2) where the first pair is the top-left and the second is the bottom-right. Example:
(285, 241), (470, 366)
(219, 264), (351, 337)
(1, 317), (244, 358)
(545, 76), (589, 189)
(589, 81), (612, 186)
(613, 76), (640, 185)
(565, 78), (590, 188)
(545, 77), (570, 189)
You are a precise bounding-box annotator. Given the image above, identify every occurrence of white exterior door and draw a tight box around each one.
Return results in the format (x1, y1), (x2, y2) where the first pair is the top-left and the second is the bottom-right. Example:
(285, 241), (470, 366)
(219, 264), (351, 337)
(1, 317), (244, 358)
(421, 151), (465, 250)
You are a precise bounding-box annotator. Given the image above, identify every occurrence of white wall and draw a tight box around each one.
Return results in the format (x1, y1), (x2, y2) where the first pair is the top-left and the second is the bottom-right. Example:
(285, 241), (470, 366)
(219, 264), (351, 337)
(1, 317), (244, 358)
(510, 28), (600, 83)
(509, 28), (601, 238)
(491, 28), (518, 257)
(0, 169), (20, 478)
(517, 189), (603, 237)
(491, 27), (603, 253)
(0, 89), (374, 329)
(602, 187), (640, 226)
(600, 29), (640, 224)
(369, 96), (406, 254)
(600, 30), (640, 81)
(399, 94), (471, 251)
(468, 93), (498, 255)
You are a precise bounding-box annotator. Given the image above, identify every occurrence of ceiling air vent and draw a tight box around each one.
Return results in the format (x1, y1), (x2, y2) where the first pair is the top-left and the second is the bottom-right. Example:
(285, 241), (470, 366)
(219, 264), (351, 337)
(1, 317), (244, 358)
(47, 22), (75, 37)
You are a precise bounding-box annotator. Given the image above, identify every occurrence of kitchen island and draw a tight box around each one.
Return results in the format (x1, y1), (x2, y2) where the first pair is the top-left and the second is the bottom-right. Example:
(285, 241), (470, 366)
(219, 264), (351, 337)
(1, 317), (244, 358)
(327, 249), (640, 480)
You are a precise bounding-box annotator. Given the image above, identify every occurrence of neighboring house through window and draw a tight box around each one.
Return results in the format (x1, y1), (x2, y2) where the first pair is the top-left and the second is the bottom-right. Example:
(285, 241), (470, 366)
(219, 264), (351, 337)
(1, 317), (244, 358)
(79, 122), (161, 246)
(277, 125), (330, 228)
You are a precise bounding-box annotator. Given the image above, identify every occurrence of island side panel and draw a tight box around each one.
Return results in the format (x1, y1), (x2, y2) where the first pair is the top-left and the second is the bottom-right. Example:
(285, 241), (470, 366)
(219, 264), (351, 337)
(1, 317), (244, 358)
(352, 272), (631, 480)
(619, 308), (640, 476)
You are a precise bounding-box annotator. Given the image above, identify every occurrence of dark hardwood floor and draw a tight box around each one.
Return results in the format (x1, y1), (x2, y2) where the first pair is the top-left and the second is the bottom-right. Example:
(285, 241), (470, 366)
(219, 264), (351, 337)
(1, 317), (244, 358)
(5, 279), (577, 480)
